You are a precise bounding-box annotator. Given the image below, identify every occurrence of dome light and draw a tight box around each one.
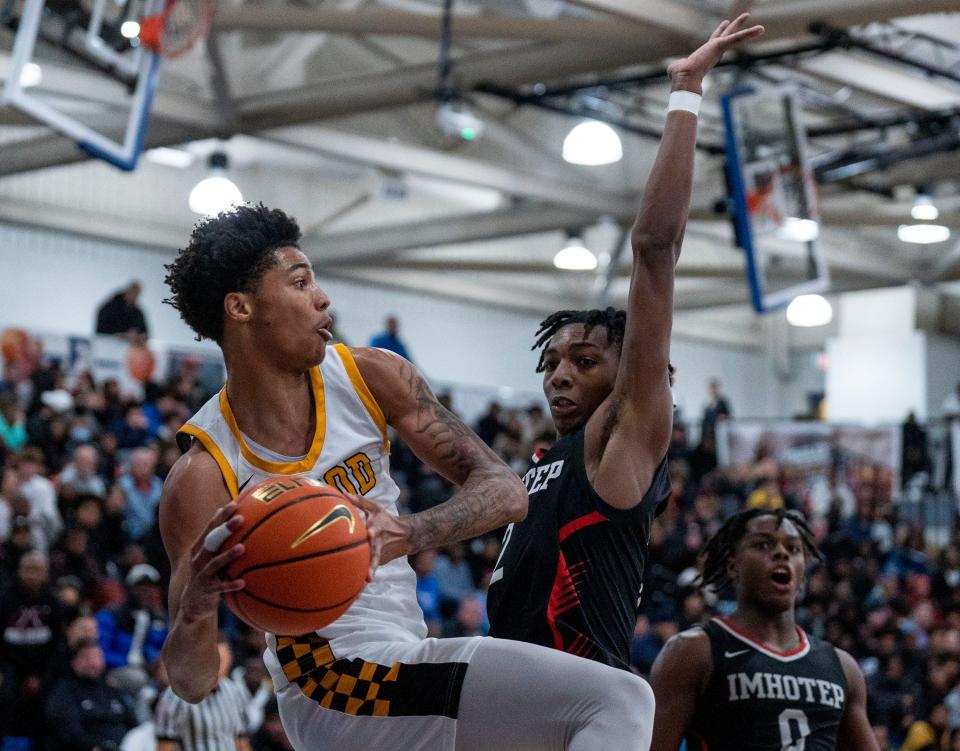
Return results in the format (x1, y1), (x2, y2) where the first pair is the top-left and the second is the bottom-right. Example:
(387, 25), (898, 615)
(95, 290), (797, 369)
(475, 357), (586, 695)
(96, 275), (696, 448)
(20, 62), (42, 88)
(776, 217), (820, 243)
(562, 121), (623, 166)
(553, 235), (598, 271)
(786, 294), (833, 327)
(189, 152), (243, 216)
(911, 194), (939, 221)
(897, 224), (951, 245)
(121, 21), (141, 39)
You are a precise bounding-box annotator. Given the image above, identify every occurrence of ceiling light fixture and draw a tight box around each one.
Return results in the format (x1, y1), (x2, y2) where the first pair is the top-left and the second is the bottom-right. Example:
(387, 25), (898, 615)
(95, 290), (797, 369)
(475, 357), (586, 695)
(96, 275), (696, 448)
(562, 120), (623, 166)
(786, 294), (833, 327)
(120, 20), (141, 39)
(20, 62), (42, 88)
(897, 223), (951, 244)
(188, 152), (243, 216)
(776, 217), (820, 243)
(145, 147), (194, 169)
(554, 234), (598, 271)
(910, 193), (939, 221)
(435, 101), (484, 142)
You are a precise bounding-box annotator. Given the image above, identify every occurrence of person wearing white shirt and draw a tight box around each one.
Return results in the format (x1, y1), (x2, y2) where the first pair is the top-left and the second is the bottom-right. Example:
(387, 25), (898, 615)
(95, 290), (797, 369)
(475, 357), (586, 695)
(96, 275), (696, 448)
(14, 446), (62, 552)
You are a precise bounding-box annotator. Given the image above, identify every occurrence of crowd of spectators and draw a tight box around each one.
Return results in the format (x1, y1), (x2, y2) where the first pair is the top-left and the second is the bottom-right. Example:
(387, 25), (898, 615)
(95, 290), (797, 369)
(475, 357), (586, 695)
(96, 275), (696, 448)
(1, 333), (959, 751)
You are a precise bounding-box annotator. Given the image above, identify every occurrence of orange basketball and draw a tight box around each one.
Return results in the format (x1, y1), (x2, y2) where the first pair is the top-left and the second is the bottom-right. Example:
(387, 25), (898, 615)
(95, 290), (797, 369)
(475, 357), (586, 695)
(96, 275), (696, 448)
(222, 476), (370, 635)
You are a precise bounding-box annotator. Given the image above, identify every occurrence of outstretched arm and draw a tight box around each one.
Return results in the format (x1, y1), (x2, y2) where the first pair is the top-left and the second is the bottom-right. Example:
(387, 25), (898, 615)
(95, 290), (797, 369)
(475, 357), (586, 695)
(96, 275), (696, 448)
(586, 15), (764, 509)
(350, 347), (527, 571)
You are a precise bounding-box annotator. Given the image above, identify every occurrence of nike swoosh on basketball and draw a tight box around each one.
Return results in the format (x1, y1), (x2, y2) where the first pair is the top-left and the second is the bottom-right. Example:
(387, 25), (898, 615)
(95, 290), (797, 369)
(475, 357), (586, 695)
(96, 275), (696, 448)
(724, 649), (750, 658)
(238, 475), (255, 492)
(290, 504), (356, 548)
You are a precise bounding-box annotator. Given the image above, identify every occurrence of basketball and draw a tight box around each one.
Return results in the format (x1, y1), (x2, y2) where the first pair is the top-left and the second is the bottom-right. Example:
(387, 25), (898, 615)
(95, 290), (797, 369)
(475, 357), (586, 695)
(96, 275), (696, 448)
(222, 476), (370, 635)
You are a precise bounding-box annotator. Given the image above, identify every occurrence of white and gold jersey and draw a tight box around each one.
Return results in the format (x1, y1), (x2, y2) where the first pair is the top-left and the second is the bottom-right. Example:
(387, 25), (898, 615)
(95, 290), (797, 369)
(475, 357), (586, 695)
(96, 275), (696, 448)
(177, 344), (427, 688)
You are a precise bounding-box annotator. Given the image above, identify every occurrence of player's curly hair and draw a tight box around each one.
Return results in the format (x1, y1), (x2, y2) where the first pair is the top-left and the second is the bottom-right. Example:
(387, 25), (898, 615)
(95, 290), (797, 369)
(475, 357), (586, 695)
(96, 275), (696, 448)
(532, 307), (676, 384)
(164, 204), (301, 343)
(699, 508), (823, 594)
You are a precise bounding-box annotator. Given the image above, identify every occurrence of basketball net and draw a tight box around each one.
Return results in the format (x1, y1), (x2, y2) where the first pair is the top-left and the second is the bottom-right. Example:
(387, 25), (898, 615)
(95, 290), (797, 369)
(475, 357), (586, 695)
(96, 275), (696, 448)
(140, 0), (213, 58)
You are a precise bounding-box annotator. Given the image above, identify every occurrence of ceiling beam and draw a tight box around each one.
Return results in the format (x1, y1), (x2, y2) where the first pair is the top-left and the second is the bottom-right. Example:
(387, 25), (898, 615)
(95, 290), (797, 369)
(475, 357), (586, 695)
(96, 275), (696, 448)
(562, 1), (709, 39)
(4, 0), (951, 176)
(749, 0), (960, 39)
(309, 205), (600, 264)
(264, 127), (638, 216)
(799, 52), (960, 110)
(214, 6), (645, 46)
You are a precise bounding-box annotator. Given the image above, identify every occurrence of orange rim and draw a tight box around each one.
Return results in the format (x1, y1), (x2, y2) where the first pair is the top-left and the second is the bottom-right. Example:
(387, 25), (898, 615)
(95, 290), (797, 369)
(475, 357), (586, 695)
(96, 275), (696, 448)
(138, 13), (165, 53)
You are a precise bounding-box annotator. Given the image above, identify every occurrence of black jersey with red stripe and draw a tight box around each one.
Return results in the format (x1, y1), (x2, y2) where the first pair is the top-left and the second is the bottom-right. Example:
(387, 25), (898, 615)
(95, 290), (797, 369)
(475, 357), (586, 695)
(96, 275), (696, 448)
(689, 618), (847, 751)
(486, 429), (670, 670)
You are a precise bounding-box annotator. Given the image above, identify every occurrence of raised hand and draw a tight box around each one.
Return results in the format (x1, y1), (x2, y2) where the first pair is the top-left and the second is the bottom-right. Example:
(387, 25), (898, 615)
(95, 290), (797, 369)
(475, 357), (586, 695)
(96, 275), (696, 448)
(178, 501), (246, 623)
(668, 13), (765, 93)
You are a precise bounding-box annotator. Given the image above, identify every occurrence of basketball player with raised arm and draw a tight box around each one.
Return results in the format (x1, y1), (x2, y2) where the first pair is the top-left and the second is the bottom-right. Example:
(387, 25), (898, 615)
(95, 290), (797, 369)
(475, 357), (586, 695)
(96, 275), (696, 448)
(487, 15), (764, 670)
(649, 509), (877, 751)
(160, 205), (660, 751)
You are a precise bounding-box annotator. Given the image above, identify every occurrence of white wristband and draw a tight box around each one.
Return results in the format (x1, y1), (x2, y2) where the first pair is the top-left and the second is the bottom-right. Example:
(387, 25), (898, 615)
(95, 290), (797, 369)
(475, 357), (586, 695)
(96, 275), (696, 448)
(667, 90), (701, 116)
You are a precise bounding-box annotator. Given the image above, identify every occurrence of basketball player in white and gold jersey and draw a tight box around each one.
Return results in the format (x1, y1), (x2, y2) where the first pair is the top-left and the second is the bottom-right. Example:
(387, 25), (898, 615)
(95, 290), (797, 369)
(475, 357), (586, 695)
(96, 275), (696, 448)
(159, 204), (658, 750)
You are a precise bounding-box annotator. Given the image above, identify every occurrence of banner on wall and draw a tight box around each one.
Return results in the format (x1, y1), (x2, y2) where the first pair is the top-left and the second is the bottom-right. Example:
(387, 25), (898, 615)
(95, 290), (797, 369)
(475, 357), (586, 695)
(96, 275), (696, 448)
(717, 420), (902, 514)
(953, 421), (960, 502)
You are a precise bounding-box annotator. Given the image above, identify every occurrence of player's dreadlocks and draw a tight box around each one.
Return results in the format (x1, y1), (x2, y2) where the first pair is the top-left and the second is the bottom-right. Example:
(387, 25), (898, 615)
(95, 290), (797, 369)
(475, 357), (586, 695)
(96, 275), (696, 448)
(533, 308), (626, 372)
(700, 508), (823, 594)
(532, 308), (676, 384)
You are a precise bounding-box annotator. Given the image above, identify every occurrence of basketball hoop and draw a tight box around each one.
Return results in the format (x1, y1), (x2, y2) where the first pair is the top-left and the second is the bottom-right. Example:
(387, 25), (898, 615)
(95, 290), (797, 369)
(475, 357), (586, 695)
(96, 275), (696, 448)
(139, 0), (213, 58)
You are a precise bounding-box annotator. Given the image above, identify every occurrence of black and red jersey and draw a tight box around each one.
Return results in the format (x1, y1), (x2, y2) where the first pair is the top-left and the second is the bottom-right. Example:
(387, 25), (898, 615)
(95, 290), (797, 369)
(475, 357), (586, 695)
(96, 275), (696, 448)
(486, 429), (670, 670)
(689, 618), (848, 751)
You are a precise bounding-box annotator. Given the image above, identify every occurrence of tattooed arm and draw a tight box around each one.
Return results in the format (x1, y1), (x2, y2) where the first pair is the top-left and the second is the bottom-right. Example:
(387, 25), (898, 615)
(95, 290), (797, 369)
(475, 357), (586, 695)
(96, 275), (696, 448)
(349, 347), (527, 570)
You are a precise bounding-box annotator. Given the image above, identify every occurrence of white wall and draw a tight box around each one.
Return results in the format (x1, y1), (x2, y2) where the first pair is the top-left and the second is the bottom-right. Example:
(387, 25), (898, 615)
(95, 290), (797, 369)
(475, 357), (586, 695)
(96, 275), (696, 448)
(826, 331), (927, 422)
(1, 221), (814, 422)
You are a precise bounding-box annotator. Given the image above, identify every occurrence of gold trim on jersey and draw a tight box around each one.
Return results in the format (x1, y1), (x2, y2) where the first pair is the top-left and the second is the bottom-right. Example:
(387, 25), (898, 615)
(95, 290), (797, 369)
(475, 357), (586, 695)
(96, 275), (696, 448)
(178, 423), (240, 498)
(218, 367), (326, 474)
(334, 344), (390, 452)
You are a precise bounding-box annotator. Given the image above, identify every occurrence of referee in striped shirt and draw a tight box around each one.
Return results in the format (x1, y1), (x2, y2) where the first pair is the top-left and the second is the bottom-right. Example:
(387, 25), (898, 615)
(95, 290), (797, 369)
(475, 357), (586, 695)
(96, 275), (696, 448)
(156, 636), (251, 751)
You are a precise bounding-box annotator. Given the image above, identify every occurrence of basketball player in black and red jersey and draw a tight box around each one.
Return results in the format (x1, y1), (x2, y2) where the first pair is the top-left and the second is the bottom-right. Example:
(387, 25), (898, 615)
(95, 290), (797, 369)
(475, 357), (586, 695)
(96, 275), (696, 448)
(487, 15), (765, 670)
(648, 509), (877, 750)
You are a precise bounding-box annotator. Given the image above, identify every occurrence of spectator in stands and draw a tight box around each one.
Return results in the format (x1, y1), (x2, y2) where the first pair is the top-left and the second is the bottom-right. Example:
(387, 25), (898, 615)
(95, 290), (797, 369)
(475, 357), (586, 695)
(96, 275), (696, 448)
(368, 315), (411, 360)
(443, 595), (487, 638)
(411, 549), (441, 636)
(474, 402), (504, 447)
(434, 542), (476, 617)
(154, 636), (250, 751)
(49, 527), (104, 600)
(12, 447), (62, 552)
(902, 411), (931, 487)
(901, 702), (950, 751)
(118, 449), (162, 542)
(95, 282), (149, 339)
(112, 405), (151, 452)
(96, 564), (168, 690)
(0, 392), (27, 453)
(700, 377), (731, 440)
(0, 512), (35, 581)
(44, 640), (137, 751)
(0, 550), (65, 751)
(231, 655), (272, 735)
(250, 699), (292, 751)
(59, 444), (107, 500)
